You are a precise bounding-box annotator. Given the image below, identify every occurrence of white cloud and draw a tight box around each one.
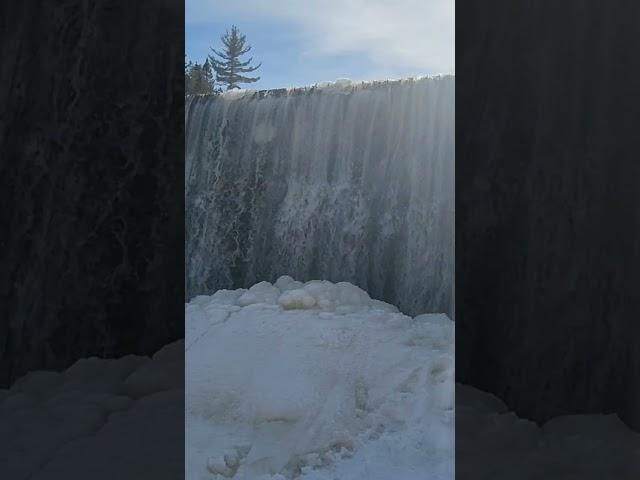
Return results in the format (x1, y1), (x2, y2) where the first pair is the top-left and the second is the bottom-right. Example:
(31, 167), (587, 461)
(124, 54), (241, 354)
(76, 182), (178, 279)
(187, 0), (454, 74)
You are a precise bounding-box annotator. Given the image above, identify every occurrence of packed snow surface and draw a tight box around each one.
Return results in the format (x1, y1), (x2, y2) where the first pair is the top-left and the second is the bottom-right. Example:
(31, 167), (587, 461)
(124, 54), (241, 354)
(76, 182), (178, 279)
(186, 277), (455, 480)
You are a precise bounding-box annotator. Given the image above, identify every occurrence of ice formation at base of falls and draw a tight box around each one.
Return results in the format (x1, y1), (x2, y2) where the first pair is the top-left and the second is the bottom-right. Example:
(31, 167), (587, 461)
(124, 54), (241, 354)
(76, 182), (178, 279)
(186, 277), (455, 480)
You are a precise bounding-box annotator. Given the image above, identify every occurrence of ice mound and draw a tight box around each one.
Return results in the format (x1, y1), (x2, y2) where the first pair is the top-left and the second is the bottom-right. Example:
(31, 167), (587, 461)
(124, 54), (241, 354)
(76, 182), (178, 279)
(186, 277), (454, 480)
(227, 276), (399, 314)
(278, 289), (316, 309)
(0, 340), (184, 479)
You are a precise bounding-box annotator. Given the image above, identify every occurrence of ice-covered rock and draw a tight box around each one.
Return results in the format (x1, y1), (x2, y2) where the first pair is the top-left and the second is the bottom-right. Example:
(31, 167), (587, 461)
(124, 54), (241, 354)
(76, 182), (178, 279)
(237, 281), (281, 306)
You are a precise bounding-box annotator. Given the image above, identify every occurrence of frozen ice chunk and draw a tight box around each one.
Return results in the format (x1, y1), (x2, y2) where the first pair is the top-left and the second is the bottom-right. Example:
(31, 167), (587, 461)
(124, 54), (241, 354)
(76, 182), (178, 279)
(237, 281), (280, 306)
(333, 281), (371, 306)
(211, 288), (247, 305)
(302, 279), (335, 299)
(370, 299), (400, 313)
(274, 275), (295, 290)
(278, 289), (317, 310)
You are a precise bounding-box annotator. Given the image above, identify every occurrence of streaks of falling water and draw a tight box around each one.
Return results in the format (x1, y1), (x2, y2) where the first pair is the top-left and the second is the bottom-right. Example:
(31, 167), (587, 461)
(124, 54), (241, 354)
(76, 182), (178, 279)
(185, 77), (454, 317)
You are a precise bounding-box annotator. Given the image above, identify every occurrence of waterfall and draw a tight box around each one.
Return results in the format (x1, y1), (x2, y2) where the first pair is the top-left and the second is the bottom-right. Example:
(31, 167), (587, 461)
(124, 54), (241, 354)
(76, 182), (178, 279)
(185, 76), (454, 316)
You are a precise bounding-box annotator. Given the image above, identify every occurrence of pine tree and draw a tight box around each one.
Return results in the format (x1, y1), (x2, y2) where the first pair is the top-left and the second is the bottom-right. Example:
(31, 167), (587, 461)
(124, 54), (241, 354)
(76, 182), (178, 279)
(185, 56), (194, 94)
(185, 59), (218, 95)
(209, 25), (261, 90)
(202, 59), (219, 94)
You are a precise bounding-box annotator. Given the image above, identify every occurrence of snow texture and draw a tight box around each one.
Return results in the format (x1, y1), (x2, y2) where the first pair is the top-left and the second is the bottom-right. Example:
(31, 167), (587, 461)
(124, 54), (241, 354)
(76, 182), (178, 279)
(186, 277), (455, 480)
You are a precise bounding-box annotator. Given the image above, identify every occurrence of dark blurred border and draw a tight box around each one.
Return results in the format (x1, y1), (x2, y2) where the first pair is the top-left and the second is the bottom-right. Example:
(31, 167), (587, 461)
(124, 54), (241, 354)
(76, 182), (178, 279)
(0, 0), (184, 384)
(0, 1), (184, 475)
(456, 0), (640, 475)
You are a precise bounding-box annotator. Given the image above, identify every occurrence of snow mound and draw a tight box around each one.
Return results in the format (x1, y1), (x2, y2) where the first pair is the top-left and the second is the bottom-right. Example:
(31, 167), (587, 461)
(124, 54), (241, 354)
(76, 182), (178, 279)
(186, 277), (454, 480)
(218, 277), (400, 315)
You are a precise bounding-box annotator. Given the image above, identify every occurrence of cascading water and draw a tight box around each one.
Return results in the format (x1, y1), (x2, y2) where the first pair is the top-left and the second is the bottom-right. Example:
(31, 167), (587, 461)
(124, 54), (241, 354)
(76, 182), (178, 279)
(185, 76), (454, 317)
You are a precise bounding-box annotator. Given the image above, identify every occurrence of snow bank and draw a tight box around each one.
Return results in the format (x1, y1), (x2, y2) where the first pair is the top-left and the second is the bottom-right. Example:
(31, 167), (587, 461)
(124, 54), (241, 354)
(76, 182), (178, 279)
(186, 277), (454, 480)
(0, 341), (184, 479)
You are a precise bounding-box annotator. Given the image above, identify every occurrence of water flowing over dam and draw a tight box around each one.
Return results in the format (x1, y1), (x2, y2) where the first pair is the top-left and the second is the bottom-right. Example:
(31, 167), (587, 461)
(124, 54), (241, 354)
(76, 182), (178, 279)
(185, 76), (454, 316)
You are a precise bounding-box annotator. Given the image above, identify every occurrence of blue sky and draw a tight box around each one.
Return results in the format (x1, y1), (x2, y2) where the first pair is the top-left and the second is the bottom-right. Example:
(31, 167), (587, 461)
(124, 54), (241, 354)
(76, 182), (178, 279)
(186, 0), (454, 91)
